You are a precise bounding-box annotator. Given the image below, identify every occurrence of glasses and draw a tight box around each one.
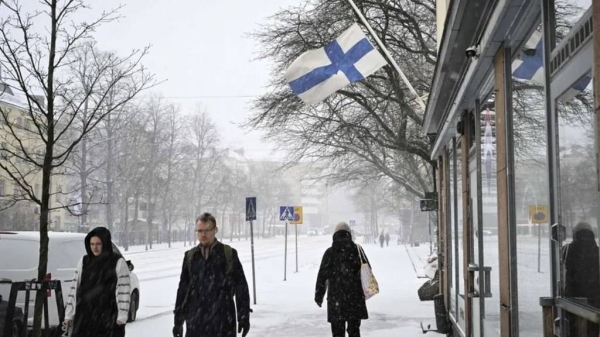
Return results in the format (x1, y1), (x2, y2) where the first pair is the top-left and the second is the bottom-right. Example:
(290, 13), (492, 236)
(195, 228), (216, 235)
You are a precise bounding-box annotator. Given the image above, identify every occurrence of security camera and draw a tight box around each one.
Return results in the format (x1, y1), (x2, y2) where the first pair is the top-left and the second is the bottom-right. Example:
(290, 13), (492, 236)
(523, 48), (537, 57)
(465, 45), (479, 59)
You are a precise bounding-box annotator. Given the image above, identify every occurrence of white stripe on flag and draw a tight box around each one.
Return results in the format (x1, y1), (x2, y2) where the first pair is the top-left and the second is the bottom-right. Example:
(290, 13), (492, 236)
(285, 23), (387, 105)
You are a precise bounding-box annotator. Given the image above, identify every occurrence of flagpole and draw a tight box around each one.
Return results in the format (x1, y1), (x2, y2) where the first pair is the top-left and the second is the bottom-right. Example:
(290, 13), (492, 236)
(345, 0), (426, 111)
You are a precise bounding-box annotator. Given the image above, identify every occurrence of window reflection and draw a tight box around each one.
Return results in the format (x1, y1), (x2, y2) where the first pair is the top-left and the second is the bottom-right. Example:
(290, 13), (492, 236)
(554, 0), (592, 46)
(449, 145), (456, 318)
(481, 107), (501, 336)
(557, 76), (599, 336)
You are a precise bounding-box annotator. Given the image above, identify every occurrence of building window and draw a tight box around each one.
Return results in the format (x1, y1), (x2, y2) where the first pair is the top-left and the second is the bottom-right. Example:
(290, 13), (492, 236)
(0, 142), (7, 160)
(55, 185), (62, 203)
(0, 179), (5, 196)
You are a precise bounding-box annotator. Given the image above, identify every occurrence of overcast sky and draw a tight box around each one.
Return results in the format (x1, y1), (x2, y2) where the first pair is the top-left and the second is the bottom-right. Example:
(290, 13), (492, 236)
(71, 0), (301, 160)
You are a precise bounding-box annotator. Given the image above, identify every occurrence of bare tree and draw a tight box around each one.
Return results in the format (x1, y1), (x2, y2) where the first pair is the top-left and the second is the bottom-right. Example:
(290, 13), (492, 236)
(185, 108), (220, 243)
(117, 113), (148, 250)
(246, 0), (589, 201)
(246, 0), (436, 198)
(158, 103), (185, 247)
(0, 1), (154, 333)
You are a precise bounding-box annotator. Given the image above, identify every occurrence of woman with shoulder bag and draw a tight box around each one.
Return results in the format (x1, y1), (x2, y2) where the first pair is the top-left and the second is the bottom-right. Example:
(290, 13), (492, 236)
(315, 222), (374, 337)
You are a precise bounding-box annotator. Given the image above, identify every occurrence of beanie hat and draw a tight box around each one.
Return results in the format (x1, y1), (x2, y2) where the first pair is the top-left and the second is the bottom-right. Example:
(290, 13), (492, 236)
(334, 222), (351, 233)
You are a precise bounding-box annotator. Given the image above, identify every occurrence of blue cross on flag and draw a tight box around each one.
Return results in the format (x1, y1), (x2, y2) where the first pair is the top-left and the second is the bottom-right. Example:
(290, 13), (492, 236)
(285, 23), (387, 105)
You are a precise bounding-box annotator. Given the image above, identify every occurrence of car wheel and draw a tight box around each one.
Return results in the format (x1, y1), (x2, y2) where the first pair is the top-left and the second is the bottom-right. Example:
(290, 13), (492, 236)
(128, 291), (138, 322)
(11, 321), (20, 337)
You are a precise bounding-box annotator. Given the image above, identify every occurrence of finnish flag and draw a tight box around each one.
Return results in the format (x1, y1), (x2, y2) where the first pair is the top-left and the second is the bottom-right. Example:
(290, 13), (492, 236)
(285, 23), (388, 105)
(512, 30), (591, 101)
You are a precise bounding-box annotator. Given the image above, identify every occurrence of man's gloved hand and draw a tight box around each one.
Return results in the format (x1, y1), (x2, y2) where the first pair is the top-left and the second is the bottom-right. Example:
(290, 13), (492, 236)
(172, 325), (183, 337)
(238, 320), (250, 337)
(315, 298), (322, 307)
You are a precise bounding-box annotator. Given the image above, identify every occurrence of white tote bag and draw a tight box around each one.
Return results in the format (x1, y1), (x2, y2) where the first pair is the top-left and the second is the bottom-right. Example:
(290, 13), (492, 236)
(357, 245), (379, 299)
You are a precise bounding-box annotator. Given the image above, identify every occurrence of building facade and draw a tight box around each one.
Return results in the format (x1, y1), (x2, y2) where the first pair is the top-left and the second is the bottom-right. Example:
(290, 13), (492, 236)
(0, 87), (68, 231)
(425, 0), (597, 336)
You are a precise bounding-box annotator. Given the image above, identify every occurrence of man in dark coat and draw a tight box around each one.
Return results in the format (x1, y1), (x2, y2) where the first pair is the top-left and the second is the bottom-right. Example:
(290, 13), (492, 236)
(173, 213), (251, 337)
(563, 221), (600, 336)
(315, 222), (370, 337)
(64, 227), (131, 337)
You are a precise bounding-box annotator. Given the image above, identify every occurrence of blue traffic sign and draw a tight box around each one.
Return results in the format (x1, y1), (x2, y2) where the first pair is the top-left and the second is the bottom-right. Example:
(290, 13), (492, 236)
(246, 197), (257, 221)
(279, 206), (295, 221)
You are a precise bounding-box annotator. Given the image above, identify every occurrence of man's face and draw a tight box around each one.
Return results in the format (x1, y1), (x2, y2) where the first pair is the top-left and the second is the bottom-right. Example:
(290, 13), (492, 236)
(90, 236), (103, 256)
(196, 220), (217, 245)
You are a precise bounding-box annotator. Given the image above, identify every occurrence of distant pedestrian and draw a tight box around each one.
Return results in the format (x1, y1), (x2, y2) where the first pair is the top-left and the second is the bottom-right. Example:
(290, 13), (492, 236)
(385, 233), (390, 247)
(173, 213), (251, 337)
(64, 227), (131, 337)
(379, 233), (384, 248)
(315, 222), (371, 337)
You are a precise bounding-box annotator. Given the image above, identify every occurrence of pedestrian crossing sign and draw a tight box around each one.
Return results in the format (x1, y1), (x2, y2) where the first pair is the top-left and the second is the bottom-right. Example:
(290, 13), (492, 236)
(246, 197), (257, 221)
(279, 206), (295, 221)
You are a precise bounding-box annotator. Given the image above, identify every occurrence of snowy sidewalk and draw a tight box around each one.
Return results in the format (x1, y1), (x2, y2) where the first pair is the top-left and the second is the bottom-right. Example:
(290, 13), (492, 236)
(125, 235), (437, 336)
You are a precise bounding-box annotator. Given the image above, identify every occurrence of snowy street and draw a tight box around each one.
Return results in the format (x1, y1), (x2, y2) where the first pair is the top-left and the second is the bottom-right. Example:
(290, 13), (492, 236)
(121, 235), (436, 337)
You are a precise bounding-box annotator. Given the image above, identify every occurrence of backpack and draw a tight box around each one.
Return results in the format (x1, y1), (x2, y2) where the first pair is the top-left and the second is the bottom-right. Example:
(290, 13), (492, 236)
(181, 243), (234, 310)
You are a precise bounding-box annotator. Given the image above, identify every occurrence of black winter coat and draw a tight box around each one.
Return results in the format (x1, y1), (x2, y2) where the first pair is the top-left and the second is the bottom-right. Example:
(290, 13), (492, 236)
(174, 241), (250, 337)
(563, 229), (600, 306)
(562, 228), (600, 336)
(72, 227), (125, 337)
(315, 230), (369, 322)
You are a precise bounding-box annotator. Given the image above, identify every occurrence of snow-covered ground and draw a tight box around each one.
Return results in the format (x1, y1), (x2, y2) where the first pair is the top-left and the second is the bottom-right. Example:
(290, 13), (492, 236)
(119, 235), (437, 336)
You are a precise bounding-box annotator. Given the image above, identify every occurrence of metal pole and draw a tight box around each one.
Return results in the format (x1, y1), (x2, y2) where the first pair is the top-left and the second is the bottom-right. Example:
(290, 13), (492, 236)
(541, 0), (558, 298)
(295, 224), (298, 273)
(284, 220), (288, 281)
(428, 213), (432, 255)
(345, 0), (426, 111)
(250, 220), (257, 305)
(538, 218), (542, 273)
(504, 45), (520, 335)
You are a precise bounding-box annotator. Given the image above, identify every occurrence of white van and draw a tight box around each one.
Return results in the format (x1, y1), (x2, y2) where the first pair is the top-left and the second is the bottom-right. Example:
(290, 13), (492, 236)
(0, 231), (140, 330)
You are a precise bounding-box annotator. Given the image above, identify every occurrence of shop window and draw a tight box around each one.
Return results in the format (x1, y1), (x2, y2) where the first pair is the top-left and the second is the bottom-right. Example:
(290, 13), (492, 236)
(556, 75), (598, 336)
(449, 145), (456, 319)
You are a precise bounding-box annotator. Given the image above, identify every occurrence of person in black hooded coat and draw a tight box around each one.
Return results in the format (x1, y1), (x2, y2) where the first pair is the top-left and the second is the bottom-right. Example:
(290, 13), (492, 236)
(562, 221), (600, 336)
(315, 222), (370, 337)
(64, 227), (131, 337)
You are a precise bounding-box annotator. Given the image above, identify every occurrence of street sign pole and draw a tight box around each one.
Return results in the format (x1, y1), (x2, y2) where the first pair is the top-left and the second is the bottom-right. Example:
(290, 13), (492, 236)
(245, 197), (258, 304)
(284, 220), (288, 281)
(295, 224), (298, 273)
(250, 220), (257, 305)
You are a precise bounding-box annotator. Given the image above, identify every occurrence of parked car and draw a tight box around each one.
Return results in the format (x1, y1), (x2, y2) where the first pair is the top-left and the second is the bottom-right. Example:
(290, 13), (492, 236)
(307, 229), (318, 237)
(0, 293), (24, 337)
(0, 231), (141, 331)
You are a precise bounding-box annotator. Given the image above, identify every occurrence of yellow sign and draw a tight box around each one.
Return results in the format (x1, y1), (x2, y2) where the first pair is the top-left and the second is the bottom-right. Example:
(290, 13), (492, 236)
(529, 205), (549, 224)
(290, 206), (303, 225)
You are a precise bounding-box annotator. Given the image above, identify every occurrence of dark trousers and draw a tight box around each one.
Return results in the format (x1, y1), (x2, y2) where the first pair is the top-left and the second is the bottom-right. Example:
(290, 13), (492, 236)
(330, 320), (361, 337)
(72, 325), (124, 337)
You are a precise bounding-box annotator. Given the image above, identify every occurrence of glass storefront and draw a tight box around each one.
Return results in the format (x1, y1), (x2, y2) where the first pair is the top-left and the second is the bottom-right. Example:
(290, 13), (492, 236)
(556, 76), (598, 336)
(511, 27), (553, 334)
(481, 106), (501, 336)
